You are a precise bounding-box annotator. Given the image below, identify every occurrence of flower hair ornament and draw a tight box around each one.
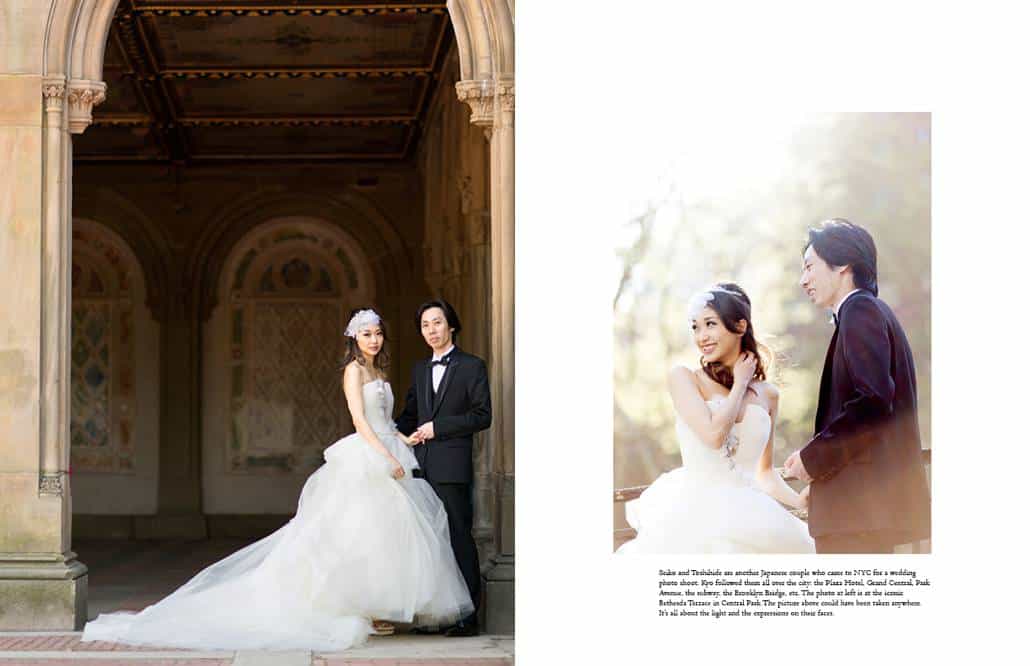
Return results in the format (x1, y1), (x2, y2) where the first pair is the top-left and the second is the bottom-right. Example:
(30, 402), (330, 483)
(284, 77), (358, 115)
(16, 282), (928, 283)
(345, 309), (381, 337)
(686, 285), (746, 320)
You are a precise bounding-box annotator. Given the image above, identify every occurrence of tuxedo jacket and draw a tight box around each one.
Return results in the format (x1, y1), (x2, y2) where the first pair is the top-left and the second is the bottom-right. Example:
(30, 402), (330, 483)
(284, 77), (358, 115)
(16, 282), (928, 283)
(800, 290), (931, 543)
(395, 347), (492, 484)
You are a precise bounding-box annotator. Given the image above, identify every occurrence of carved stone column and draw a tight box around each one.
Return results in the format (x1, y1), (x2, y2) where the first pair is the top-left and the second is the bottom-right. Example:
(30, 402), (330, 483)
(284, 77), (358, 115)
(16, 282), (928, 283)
(40, 76), (72, 502)
(0, 76), (87, 631)
(458, 76), (515, 635)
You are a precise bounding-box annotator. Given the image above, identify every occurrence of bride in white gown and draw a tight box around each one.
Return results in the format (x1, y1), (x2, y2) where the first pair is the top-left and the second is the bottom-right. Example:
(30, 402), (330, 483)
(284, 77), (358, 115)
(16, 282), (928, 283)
(82, 308), (473, 651)
(617, 283), (815, 554)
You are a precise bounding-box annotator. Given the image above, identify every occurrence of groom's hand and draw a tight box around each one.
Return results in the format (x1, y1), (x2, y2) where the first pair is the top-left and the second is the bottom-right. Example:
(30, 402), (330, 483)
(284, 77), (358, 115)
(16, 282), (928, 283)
(784, 451), (813, 483)
(416, 422), (435, 441)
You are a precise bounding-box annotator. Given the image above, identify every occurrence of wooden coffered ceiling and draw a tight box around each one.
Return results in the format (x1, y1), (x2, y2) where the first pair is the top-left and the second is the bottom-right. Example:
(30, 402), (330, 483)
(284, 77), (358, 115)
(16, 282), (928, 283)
(74, 0), (453, 163)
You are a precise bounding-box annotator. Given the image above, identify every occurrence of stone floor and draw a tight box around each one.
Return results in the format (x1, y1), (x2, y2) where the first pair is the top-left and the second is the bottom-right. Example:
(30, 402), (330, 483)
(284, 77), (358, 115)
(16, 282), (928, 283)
(75, 539), (258, 618)
(0, 540), (514, 665)
(0, 633), (514, 664)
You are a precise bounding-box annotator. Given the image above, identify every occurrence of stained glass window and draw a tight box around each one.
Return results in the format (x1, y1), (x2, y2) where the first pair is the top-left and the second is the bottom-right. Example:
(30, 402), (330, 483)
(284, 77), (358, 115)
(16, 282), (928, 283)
(70, 227), (137, 473)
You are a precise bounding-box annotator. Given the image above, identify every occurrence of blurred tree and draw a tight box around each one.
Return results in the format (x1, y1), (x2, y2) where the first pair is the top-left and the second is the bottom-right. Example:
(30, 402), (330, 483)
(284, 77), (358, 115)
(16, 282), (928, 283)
(614, 113), (931, 490)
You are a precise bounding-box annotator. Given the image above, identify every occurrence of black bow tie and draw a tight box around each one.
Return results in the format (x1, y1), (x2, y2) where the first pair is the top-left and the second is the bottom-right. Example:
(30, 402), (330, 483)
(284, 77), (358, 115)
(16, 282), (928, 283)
(431, 354), (452, 368)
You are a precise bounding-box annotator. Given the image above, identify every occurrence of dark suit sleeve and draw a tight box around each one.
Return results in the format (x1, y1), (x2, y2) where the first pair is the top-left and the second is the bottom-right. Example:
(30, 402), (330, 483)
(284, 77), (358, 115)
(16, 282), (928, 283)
(801, 298), (896, 480)
(433, 357), (492, 440)
(394, 363), (420, 436)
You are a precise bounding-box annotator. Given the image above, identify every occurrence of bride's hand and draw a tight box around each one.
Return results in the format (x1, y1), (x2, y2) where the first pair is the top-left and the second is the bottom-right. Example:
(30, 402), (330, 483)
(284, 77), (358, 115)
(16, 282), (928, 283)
(732, 351), (758, 386)
(387, 457), (405, 479)
(798, 485), (811, 510)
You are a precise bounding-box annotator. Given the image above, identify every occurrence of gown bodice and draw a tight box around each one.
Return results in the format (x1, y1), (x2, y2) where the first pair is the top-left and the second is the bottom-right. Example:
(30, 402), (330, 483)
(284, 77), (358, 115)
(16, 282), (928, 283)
(362, 379), (396, 436)
(675, 397), (771, 485)
(324, 378), (413, 469)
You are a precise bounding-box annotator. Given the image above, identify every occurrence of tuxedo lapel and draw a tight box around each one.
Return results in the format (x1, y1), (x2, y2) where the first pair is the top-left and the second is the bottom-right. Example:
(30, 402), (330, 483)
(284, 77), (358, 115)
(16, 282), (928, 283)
(418, 358), (433, 421)
(431, 352), (461, 418)
(814, 327), (838, 433)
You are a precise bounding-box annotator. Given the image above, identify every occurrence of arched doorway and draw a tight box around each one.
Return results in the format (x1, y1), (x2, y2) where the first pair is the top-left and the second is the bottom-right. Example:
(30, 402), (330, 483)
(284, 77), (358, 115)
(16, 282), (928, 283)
(202, 216), (376, 513)
(69, 219), (161, 514)
(0, 0), (513, 634)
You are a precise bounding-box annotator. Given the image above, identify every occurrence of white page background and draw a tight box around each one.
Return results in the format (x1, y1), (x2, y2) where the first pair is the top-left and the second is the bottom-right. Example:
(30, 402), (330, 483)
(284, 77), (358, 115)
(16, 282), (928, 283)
(516, 2), (1026, 664)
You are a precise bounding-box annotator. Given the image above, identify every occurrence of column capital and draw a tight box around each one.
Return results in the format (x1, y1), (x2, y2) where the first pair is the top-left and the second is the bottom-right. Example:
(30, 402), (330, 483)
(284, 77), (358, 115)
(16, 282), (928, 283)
(496, 79), (513, 131)
(38, 473), (64, 497)
(496, 79), (514, 114)
(42, 76), (67, 114)
(455, 78), (495, 129)
(66, 79), (108, 134)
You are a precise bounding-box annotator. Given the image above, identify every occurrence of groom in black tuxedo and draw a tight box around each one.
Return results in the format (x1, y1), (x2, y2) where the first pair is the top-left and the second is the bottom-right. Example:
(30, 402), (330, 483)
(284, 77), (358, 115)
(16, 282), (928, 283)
(396, 299), (491, 635)
(785, 219), (931, 554)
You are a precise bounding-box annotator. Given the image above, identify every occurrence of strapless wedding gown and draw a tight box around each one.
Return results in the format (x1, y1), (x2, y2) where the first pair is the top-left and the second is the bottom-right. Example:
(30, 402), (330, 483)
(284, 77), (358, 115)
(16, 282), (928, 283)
(617, 397), (815, 554)
(82, 379), (473, 651)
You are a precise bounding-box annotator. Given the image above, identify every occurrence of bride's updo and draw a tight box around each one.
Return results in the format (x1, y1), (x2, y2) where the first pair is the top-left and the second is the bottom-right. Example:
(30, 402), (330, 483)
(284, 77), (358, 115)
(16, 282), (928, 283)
(693, 282), (772, 390)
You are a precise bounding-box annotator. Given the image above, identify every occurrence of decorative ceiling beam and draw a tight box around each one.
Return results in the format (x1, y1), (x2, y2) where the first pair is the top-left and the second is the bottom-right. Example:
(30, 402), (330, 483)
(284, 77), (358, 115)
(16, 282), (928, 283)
(115, 0), (191, 161)
(177, 115), (415, 127)
(409, 9), (447, 110)
(109, 23), (171, 157)
(75, 152), (407, 163)
(158, 66), (431, 80)
(88, 0), (451, 162)
(403, 11), (450, 159)
(91, 113), (154, 126)
(190, 152), (407, 161)
(400, 122), (417, 158)
(133, 2), (446, 17)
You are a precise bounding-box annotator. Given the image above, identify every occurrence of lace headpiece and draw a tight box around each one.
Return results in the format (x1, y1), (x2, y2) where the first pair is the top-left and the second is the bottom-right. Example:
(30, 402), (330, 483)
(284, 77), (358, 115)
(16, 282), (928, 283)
(686, 286), (746, 320)
(345, 309), (381, 337)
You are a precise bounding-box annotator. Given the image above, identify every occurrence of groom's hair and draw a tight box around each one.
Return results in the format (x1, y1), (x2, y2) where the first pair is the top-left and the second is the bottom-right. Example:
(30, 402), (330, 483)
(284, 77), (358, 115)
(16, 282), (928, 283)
(416, 299), (462, 338)
(805, 219), (879, 296)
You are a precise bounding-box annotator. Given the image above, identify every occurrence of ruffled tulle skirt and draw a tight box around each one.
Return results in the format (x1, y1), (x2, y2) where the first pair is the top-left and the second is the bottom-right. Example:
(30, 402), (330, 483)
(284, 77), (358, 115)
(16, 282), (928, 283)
(81, 431), (474, 651)
(617, 467), (815, 554)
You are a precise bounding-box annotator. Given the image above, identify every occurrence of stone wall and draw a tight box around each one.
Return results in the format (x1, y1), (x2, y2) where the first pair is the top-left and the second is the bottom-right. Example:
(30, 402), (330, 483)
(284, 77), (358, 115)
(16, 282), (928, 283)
(417, 45), (496, 561)
(69, 160), (431, 523)
(68, 66), (495, 525)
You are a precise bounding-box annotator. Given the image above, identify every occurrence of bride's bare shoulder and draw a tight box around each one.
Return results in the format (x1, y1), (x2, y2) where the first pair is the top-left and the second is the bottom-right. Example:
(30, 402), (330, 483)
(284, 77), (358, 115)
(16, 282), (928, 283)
(342, 360), (367, 382)
(667, 365), (703, 393)
(667, 364), (696, 381)
(750, 380), (779, 408)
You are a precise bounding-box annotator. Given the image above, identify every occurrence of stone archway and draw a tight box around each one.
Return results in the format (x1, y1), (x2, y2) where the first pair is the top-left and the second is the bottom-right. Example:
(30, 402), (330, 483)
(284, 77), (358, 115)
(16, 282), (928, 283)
(201, 216), (377, 514)
(68, 218), (162, 515)
(0, 0), (513, 633)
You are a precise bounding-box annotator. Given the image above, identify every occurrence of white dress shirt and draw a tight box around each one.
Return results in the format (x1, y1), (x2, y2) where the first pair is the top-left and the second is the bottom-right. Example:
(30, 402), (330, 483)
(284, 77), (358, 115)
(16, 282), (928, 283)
(431, 344), (455, 392)
(833, 289), (863, 318)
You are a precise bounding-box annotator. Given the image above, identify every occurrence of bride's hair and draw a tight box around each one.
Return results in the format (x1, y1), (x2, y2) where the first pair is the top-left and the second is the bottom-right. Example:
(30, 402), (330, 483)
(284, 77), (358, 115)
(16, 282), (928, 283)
(340, 307), (391, 384)
(698, 282), (773, 390)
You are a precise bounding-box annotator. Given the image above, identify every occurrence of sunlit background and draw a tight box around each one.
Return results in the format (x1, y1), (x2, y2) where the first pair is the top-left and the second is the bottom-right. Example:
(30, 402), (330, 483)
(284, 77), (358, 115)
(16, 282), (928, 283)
(613, 112), (931, 490)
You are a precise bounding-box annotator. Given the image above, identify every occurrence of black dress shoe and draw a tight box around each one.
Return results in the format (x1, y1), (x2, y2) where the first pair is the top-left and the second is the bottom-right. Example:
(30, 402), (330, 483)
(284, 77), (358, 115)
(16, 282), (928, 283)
(410, 625), (445, 635)
(444, 621), (479, 637)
